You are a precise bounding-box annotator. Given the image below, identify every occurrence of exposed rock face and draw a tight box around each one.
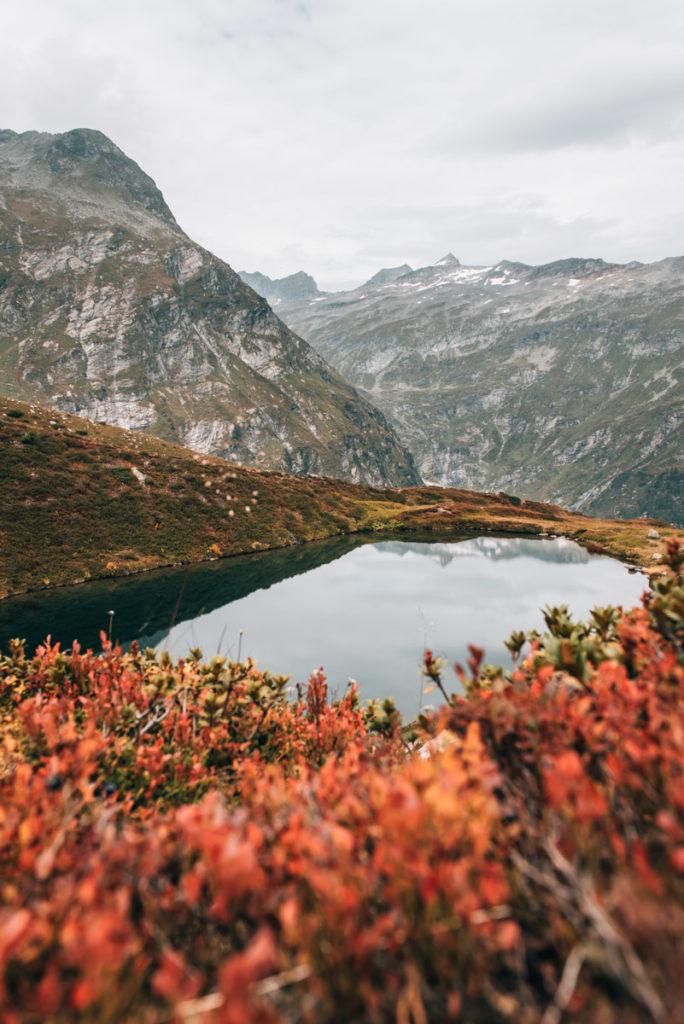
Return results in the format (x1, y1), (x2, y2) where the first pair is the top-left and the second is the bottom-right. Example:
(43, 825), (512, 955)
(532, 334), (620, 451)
(0, 129), (420, 487)
(363, 265), (414, 288)
(265, 255), (683, 524)
(238, 269), (323, 306)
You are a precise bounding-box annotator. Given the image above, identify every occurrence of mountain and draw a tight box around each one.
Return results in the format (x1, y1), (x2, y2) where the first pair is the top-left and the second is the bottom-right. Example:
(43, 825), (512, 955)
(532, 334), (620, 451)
(261, 254), (684, 525)
(377, 535), (593, 567)
(362, 264), (413, 287)
(0, 129), (419, 487)
(238, 268), (323, 305)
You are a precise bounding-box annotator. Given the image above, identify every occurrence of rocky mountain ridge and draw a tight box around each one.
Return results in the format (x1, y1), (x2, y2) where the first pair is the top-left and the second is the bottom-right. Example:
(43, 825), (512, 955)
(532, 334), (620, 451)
(238, 268), (323, 306)
(259, 253), (683, 524)
(0, 128), (419, 486)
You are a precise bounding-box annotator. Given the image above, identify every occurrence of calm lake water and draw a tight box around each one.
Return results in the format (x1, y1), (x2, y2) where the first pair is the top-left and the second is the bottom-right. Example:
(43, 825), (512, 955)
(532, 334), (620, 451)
(0, 534), (648, 715)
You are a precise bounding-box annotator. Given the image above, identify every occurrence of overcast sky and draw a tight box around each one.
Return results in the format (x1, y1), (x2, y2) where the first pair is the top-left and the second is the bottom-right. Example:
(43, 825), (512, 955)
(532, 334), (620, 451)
(2, 0), (683, 289)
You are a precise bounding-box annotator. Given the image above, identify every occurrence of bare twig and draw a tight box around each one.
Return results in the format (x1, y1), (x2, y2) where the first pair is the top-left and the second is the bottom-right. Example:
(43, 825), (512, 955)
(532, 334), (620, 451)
(169, 567), (191, 633)
(541, 943), (586, 1024)
(470, 903), (513, 925)
(253, 962), (312, 996)
(220, 682), (234, 719)
(543, 839), (666, 1024)
(136, 703), (171, 741)
(245, 704), (269, 745)
(173, 963), (312, 1021)
(175, 991), (223, 1020)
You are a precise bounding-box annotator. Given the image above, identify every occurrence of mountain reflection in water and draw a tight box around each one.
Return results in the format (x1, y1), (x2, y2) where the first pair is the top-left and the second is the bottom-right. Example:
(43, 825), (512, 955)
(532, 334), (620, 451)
(0, 534), (364, 655)
(1, 535), (647, 716)
(376, 536), (591, 566)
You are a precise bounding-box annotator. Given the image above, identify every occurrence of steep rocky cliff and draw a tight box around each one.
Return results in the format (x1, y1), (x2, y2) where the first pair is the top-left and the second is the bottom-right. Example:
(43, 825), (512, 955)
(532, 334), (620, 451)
(269, 255), (683, 524)
(0, 129), (419, 486)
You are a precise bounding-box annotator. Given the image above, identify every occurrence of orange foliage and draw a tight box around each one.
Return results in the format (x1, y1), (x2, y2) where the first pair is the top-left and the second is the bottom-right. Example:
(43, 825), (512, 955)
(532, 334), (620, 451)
(0, 541), (682, 1022)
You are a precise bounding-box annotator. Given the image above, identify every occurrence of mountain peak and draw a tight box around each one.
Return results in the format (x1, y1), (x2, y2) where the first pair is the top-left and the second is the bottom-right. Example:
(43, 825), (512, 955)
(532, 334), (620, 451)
(238, 269), (322, 304)
(435, 253), (460, 266)
(527, 257), (619, 280)
(0, 130), (419, 488)
(363, 264), (414, 288)
(0, 127), (179, 229)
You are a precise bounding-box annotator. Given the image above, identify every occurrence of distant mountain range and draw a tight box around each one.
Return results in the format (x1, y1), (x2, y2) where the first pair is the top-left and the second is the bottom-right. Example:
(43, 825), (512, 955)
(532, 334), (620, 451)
(0, 129), (419, 487)
(238, 269), (323, 306)
(246, 254), (683, 525)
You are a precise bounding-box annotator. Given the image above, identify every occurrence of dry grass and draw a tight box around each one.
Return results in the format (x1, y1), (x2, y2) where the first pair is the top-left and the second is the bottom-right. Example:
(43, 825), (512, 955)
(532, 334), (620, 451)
(1, 394), (679, 599)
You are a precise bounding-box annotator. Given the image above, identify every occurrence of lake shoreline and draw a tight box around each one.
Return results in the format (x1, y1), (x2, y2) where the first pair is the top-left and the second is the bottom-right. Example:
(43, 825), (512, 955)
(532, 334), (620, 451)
(1, 534), (651, 715)
(0, 514), (655, 604)
(2, 394), (678, 601)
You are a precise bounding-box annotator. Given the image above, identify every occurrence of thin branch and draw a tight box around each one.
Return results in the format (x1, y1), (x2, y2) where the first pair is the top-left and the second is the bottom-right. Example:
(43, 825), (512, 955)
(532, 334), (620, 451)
(174, 991), (223, 1020)
(252, 962), (312, 997)
(245, 704), (269, 746)
(541, 943), (586, 1024)
(543, 839), (666, 1024)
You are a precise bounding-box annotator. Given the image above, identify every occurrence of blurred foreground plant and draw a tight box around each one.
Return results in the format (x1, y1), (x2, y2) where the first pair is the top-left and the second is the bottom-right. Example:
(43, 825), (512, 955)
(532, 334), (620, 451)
(0, 544), (683, 1022)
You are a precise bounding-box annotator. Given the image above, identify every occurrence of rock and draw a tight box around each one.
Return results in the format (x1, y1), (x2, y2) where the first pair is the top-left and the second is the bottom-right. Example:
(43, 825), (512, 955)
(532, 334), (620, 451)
(264, 253), (684, 525)
(648, 528), (660, 539)
(238, 269), (323, 305)
(0, 129), (420, 489)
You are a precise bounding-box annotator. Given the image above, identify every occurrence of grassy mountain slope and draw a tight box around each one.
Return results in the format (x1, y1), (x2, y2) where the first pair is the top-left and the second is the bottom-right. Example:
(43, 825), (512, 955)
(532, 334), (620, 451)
(1, 395), (678, 599)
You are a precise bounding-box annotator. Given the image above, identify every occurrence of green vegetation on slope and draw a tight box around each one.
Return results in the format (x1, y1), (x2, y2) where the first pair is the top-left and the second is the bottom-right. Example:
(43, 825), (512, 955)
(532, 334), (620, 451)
(0, 395), (680, 599)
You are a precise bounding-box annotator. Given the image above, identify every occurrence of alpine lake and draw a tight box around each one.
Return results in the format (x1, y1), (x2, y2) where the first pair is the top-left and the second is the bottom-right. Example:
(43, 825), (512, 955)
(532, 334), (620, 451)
(0, 534), (648, 717)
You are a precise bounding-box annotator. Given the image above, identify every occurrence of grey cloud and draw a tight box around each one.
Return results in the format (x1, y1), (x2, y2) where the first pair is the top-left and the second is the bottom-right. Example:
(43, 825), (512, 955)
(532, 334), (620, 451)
(441, 74), (684, 155)
(350, 200), (618, 268)
(2, 0), (684, 290)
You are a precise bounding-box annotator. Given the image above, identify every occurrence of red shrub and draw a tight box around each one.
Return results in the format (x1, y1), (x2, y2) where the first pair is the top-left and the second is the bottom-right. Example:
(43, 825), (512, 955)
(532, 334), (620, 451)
(0, 542), (682, 1022)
